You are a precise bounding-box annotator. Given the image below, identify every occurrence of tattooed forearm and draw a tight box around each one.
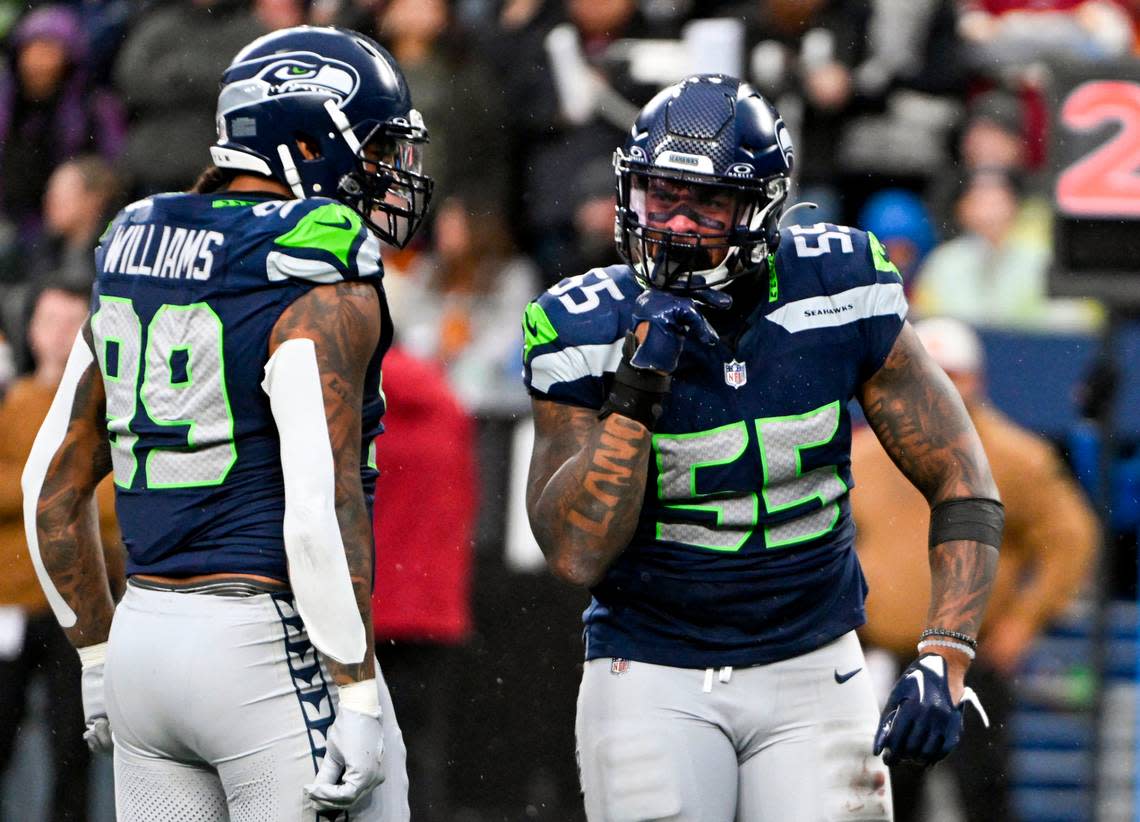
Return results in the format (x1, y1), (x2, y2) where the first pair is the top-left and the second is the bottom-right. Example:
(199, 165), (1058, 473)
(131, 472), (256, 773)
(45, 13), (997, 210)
(271, 283), (380, 684)
(567, 416), (645, 536)
(926, 540), (999, 638)
(528, 401), (653, 586)
(325, 489), (376, 687)
(860, 323), (1000, 662)
(37, 360), (115, 648)
(859, 324), (997, 503)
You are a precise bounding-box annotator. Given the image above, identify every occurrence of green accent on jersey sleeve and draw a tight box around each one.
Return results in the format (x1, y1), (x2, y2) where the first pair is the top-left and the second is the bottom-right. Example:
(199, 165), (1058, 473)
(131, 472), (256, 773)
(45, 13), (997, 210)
(523, 301), (559, 361)
(274, 203), (364, 268)
(867, 232), (902, 281)
(767, 253), (779, 303)
(212, 199), (258, 208)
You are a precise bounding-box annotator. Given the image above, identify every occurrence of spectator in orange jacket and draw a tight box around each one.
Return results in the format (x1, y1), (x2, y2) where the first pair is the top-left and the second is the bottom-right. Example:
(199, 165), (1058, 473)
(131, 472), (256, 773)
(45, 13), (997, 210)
(852, 316), (1098, 822)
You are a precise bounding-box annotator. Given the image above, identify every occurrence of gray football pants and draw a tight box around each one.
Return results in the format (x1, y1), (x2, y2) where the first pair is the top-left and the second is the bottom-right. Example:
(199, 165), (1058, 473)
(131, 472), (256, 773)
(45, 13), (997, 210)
(576, 631), (892, 822)
(105, 584), (409, 822)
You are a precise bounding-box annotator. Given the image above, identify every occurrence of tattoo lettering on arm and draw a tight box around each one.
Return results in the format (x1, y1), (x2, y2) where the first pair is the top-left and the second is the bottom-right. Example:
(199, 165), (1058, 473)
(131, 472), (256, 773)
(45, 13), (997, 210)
(569, 417), (645, 536)
(858, 323), (999, 653)
(37, 327), (116, 648)
(527, 401), (653, 587)
(270, 282), (381, 686)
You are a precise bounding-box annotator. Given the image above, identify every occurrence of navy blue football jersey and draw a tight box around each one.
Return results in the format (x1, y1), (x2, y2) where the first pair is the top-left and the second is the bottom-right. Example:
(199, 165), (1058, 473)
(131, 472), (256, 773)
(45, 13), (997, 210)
(523, 224), (907, 668)
(91, 192), (390, 581)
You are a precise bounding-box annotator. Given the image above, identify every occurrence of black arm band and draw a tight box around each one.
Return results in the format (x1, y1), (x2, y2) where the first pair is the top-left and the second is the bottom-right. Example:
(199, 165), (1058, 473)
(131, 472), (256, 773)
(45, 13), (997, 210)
(598, 333), (672, 431)
(929, 497), (1005, 550)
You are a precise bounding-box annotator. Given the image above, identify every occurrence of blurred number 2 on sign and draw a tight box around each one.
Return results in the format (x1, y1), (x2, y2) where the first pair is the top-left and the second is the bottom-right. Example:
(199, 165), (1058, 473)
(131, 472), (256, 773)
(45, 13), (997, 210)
(1055, 80), (1140, 218)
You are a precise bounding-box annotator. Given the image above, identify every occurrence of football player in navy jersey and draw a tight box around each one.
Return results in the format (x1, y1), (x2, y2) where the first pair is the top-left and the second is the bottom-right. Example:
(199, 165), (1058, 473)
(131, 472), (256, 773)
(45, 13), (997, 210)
(22, 27), (432, 821)
(523, 75), (1003, 820)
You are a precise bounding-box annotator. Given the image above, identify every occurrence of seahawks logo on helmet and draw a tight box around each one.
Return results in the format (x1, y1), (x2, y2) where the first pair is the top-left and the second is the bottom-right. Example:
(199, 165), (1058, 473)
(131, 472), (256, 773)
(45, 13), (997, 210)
(257, 55), (359, 102)
(219, 52), (361, 115)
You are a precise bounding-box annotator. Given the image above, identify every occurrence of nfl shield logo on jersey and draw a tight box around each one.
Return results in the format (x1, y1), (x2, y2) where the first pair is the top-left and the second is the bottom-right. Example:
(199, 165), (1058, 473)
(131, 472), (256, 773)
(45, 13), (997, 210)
(724, 360), (747, 389)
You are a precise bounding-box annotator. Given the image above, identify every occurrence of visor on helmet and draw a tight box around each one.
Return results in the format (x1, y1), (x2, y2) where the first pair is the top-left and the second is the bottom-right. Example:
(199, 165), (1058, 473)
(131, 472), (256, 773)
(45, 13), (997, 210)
(339, 122), (434, 248)
(616, 152), (788, 292)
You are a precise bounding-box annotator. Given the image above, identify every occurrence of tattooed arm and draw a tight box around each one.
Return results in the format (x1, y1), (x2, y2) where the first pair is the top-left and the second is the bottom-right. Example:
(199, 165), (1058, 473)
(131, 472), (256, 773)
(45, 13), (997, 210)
(34, 322), (116, 649)
(269, 282), (379, 685)
(526, 399), (653, 587)
(858, 322), (1000, 696)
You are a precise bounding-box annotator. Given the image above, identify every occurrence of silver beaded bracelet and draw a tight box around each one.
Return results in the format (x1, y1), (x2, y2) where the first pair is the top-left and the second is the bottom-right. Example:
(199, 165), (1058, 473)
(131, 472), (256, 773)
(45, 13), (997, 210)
(916, 638), (977, 660)
(919, 628), (978, 649)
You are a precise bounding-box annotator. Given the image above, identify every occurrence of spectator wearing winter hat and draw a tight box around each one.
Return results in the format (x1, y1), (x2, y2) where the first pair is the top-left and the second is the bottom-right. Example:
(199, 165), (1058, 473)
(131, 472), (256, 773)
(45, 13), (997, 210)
(1, 156), (124, 375)
(0, 5), (126, 243)
(857, 188), (938, 294)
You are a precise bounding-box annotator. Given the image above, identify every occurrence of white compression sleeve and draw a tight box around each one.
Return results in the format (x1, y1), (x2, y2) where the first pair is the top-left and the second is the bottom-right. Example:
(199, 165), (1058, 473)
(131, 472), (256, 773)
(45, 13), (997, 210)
(262, 338), (367, 665)
(20, 330), (93, 628)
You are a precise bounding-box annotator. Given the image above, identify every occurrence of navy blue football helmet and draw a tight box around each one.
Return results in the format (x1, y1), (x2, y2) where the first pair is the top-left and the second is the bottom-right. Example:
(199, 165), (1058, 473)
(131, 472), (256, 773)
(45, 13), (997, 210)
(212, 26), (433, 248)
(614, 75), (793, 291)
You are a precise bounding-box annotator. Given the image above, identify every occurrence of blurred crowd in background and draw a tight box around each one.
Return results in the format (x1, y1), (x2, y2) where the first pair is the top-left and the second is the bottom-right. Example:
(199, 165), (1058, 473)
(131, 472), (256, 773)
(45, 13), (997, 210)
(0, 0), (1132, 408)
(0, 0), (1138, 820)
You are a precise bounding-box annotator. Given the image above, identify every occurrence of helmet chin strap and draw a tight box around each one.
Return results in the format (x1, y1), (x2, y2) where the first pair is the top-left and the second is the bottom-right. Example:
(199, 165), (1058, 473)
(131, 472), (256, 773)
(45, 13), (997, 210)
(323, 100), (363, 156)
(700, 247), (742, 291)
(271, 102), (365, 201)
(276, 144), (307, 198)
(637, 244), (738, 291)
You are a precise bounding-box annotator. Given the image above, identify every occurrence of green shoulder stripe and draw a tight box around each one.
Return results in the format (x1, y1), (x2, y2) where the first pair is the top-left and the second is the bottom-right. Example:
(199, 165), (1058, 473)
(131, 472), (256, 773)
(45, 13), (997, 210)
(867, 231), (902, 281)
(212, 199), (258, 208)
(274, 203), (363, 268)
(523, 302), (558, 361)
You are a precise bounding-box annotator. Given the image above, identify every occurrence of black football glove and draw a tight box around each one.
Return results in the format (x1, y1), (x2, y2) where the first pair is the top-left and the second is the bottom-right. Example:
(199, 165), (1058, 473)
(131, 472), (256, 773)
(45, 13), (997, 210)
(873, 654), (989, 767)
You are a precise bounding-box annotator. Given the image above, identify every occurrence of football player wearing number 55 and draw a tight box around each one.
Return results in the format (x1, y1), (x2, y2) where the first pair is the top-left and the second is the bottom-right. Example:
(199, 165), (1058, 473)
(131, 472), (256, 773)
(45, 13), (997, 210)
(522, 74), (1002, 821)
(21, 27), (433, 822)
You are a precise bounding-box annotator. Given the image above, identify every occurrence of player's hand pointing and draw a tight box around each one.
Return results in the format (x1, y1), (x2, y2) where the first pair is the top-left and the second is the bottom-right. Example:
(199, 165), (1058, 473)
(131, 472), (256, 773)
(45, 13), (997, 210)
(304, 683), (385, 812)
(631, 287), (732, 374)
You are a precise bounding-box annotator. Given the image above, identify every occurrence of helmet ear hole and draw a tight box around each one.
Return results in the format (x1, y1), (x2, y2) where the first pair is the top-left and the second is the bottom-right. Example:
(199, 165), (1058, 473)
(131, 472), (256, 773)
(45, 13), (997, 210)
(294, 133), (322, 161)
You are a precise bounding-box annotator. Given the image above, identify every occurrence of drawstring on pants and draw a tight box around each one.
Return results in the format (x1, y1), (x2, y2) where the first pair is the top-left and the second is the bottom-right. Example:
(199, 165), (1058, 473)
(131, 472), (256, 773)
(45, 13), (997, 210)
(701, 666), (733, 693)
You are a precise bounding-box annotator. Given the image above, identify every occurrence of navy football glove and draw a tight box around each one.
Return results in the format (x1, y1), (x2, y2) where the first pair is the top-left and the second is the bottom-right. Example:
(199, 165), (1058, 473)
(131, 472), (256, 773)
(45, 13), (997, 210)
(629, 288), (732, 374)
(873, 654), (989, 767)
